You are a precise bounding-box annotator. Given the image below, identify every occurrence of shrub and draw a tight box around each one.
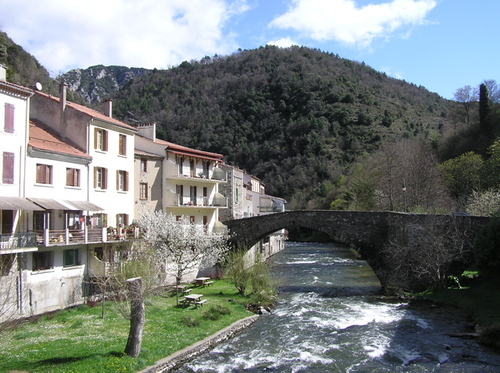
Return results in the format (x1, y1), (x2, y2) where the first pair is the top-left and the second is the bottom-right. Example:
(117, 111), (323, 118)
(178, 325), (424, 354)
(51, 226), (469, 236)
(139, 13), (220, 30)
(202, 305), (231, 321)
(180, 315), (200, 327)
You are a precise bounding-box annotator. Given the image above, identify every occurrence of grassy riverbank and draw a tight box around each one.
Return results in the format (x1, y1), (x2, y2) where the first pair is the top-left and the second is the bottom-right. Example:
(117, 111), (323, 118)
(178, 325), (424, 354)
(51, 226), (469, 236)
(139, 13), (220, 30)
(424, 276), (500, 327)
(0, 280), (253, 373)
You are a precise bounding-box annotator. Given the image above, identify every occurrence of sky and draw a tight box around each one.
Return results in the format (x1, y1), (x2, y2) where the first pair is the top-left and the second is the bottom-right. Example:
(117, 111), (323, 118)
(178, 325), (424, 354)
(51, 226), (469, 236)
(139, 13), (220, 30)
(0, 0), (498, 100)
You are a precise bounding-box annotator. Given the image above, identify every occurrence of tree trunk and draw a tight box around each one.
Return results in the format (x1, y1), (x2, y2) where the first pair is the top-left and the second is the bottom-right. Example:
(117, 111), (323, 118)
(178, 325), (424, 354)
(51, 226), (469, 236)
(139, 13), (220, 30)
(124, 277), (145, 358)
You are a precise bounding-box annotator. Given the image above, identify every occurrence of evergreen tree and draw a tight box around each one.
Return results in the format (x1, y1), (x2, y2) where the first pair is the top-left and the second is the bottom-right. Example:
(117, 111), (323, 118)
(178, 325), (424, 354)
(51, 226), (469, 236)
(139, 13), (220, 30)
(479, 83), (492, 135)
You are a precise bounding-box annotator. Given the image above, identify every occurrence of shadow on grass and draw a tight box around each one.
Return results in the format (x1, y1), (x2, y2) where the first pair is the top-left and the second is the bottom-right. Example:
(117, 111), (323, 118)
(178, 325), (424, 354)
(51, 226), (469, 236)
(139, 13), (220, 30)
(8, 351), (128, 371)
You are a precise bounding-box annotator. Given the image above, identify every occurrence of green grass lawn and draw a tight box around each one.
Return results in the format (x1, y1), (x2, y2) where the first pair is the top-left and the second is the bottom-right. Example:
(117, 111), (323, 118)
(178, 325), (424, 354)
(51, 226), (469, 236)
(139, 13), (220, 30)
(0, 280), (253, 373)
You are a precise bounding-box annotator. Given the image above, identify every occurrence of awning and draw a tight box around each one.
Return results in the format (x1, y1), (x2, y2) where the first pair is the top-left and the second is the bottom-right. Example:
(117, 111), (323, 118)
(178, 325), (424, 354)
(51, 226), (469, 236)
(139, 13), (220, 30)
(28, 198), (76, 210)
(63, 200), (103, 212)
(0, 196), (45, 211)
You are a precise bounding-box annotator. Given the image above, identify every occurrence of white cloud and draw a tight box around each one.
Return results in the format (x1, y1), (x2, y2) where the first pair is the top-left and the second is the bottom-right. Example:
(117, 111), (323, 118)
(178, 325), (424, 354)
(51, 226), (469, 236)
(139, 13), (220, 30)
(0, 0), (249, 74)
(267, 37), (299, 48)
(269, 0), (437, 48)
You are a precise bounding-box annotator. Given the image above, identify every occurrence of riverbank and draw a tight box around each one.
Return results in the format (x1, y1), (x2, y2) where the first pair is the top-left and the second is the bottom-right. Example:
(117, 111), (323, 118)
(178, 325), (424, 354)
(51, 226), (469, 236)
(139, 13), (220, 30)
(422, 276), (500, 349)
(139, 315), (259, 373)
(0, 280), (256, 373)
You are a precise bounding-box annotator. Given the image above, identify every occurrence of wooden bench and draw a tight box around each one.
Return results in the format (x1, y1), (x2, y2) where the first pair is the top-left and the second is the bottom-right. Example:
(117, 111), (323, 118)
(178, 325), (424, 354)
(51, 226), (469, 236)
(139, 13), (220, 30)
(204, 281), (214, 286)
(195, 299), (207, 307)
(182, 288), (192, 294)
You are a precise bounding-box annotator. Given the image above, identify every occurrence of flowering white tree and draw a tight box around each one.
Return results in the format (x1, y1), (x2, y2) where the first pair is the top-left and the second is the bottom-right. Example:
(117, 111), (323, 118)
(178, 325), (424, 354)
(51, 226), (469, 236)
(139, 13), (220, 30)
(138, 211), (231, 286)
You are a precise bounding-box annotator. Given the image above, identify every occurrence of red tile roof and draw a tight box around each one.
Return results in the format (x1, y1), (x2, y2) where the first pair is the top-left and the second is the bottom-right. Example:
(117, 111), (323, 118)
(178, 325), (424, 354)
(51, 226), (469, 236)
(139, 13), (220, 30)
(29, 120), (91, 159)
(34, 91), (136, 131)
(134, 149), (164, 158)
(0, 80), (34, 97)
(137, 135), (224, 162)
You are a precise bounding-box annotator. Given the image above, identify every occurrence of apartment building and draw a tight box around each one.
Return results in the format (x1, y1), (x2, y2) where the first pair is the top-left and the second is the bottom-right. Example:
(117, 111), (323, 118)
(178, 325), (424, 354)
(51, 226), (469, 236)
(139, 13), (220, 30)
(134, 124), (227, 233)
(30, 85), (136, 230)
(220, 164), (287, 260)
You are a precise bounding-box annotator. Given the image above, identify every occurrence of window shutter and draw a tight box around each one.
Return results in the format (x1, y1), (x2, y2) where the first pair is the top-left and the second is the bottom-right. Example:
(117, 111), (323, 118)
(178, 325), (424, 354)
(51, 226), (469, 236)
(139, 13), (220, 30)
(103, 130), (108, 151)
(116, 170), (119, 190)
(66, 168), (72, 186)
(94, 129), (98, 149)
(103, 168), (107, 189)
(4, 103), (14, 133)
(93, 167), (97, 188)
(125, 171), (129, 191)
(2, 152), (14, 183)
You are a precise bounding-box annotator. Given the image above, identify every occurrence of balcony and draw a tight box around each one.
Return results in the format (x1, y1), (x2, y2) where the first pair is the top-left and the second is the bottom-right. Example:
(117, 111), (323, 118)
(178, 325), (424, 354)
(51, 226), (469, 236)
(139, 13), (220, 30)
(165, 190), (227, 208)
(0, 232), (38, 254)
(32, 227), (139, 246)
(166, 167), (227, 183)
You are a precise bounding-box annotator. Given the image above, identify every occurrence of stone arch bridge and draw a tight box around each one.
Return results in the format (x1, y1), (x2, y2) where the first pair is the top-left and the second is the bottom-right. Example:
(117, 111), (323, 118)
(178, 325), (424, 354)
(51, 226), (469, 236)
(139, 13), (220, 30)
(223, 211), (490, 292)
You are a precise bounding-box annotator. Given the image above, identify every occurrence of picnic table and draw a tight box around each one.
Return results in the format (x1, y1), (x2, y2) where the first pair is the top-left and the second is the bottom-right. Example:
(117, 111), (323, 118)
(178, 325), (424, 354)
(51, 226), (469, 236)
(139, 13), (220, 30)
(194, 277), (214, 287)
(180, 293), (207, 308)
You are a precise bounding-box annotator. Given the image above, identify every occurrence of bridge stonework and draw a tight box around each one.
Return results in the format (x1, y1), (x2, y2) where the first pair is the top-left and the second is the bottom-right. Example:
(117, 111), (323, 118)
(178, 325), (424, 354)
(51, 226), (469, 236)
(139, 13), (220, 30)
(223, 211), (490, 292)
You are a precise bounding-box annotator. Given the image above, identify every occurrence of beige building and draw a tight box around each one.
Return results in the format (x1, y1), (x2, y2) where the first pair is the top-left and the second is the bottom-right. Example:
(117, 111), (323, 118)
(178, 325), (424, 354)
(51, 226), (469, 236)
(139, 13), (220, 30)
(134, 124), (227, 232)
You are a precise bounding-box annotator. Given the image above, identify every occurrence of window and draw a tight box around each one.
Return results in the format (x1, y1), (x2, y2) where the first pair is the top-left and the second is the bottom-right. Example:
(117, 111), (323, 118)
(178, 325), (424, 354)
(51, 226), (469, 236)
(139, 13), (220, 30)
(66, 168), (80, 187)
(33, 211), (46, 231)
(36, 164), (52, 184)
(116, 170), (129, 191)
(140, 158), (147, 172)
(139, 182), (148, 199)
(177, 156), (183, 175)
(118, 134), (127, 155)
(33, 251), (53, 271)
(116, 214), (128, 226)
(63, 249), (79, 267)
(94, 167), (107, 189)
(94, 128), (108, 151)
(190, 185), (197, 205)
(4, 103), (14, 133)
(93, 213), (107, 228)
(176, 184), (184, 205)
(2, 152), (14, 184)
(190, 159), (195, 177)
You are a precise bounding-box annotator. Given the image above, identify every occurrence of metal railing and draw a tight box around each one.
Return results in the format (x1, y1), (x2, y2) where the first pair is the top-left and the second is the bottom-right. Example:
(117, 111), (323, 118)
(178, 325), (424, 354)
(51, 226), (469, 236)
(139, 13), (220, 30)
(0, 232), (37, 251)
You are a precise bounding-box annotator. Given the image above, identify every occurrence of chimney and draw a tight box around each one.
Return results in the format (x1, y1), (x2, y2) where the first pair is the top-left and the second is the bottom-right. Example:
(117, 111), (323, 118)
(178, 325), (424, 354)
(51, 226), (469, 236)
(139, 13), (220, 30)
(104, 99), (113, 118)
(60, 82), (67, 112)
(0, 64), (6, 81)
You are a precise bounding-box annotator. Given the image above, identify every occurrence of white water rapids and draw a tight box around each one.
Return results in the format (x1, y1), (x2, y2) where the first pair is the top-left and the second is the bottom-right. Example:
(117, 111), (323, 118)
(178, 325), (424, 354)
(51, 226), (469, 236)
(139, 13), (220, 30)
(175, 242), (500, 372)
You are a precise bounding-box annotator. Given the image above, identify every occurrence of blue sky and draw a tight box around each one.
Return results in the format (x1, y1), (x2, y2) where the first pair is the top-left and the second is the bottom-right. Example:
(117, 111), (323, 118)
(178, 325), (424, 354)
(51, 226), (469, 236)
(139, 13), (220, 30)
(0, 0), (498, 100)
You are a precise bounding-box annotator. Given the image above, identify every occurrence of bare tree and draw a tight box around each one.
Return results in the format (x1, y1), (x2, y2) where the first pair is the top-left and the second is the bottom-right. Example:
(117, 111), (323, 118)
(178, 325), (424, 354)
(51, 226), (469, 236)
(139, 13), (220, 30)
(373, 140), (453, 213)
(453, 85), (478, 126)
(0, 254), (21, 331)
(124, 277), (145, 358)
(483, 79), (500, 104)
(383, 218), (473, 291)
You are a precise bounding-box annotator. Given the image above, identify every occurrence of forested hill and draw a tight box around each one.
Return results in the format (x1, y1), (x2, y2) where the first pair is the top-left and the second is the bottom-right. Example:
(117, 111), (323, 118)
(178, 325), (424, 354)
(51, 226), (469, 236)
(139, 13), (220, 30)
(112, 46), (454, 206)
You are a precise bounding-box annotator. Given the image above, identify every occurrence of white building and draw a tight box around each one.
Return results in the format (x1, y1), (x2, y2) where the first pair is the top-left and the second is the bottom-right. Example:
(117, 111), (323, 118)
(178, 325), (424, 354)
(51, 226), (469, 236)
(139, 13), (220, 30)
(30, 85), (137, 230)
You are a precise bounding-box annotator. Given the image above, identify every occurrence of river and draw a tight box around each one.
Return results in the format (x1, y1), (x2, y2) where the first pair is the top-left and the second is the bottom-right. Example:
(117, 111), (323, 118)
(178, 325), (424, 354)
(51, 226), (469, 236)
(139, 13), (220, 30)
(176, 241), (500, 372)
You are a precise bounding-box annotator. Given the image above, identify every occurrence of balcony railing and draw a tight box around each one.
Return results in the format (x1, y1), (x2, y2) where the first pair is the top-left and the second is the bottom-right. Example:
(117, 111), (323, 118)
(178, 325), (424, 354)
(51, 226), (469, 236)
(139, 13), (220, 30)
(0, 232), (38, 252)
(166, 190), (227, 208)
(32, 227), (139, 246)
(167, 168), (227, 182)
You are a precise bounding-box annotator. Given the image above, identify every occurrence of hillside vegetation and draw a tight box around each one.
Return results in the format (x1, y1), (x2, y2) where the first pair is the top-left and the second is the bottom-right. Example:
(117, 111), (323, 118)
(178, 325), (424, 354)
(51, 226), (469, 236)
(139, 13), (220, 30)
(0, 31), (59, 96)
(111, 46), (455, 207)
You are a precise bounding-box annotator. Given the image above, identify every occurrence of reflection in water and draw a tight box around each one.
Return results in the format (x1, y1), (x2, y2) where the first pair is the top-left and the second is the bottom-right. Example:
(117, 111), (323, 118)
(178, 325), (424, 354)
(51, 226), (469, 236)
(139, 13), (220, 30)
(176, 242), (500, 372)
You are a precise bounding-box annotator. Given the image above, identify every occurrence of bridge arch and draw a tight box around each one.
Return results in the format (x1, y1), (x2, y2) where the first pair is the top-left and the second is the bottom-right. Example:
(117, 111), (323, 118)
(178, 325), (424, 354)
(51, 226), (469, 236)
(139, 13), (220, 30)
(223, 211), (489, 292)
